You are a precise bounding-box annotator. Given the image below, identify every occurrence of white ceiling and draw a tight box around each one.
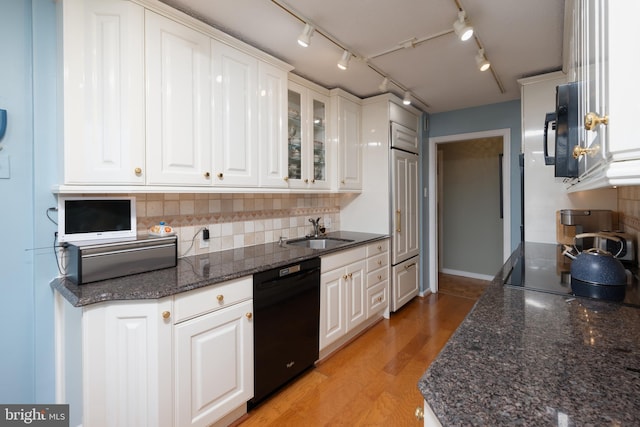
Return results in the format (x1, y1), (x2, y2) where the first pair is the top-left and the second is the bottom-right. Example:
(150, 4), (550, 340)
(159, 0), (566, 113)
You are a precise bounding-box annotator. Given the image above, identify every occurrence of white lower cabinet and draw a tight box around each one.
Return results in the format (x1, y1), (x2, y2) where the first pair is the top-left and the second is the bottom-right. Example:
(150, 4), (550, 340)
(81, 298), (174, 427)
(56, 276), (253, 427)
(392, 257), (419, 312)
(319, 239), (389, 358)
(174, 299), (253, 427)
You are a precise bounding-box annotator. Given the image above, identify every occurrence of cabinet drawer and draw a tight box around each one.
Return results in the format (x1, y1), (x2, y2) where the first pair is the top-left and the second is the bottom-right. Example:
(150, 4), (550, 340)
(321, 246), (366, 272)
(366, 240), (389, 257)
(367, 266), (389, 288)
(173, 276), (252, 323)
(367, 281), (388, 318)
(367, 253), (389, 272)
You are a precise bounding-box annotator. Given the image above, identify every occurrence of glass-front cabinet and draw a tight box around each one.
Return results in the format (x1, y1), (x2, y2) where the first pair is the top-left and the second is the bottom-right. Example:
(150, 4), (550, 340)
(287, 80), (330, 189)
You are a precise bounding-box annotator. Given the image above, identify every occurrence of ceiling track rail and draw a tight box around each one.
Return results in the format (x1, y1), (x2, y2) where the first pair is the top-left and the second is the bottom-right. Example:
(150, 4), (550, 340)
(270, 0), (432, 110)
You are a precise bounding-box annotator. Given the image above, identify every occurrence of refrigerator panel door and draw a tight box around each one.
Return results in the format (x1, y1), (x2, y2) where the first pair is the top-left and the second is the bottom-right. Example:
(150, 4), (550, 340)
(391, 122), (419, 154)
(391, 257), (419, 312)
(391, 149), (420, 265)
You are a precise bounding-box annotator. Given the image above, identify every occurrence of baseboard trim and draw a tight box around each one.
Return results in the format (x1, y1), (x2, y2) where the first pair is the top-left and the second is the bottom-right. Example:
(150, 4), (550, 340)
(441, 268), (493, 282)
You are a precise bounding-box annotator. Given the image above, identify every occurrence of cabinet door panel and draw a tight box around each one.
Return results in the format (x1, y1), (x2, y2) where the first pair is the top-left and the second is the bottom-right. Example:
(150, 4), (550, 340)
(145, 11), (211, 185)
(345, 261), (366, 330)
(175, 300), (253, 427)
(63, 0), (145, 184)
(320, 269), (345, 350)
(392, 149), (419, 263)
(392, 259), (419, 312)
(258, 62), (288, 187)
(212, 41), (259, 186)
(337, 97), (362, 190)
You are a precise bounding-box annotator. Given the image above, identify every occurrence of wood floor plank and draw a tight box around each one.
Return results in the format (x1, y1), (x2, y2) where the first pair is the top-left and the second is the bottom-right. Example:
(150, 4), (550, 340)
(236, 274), (481, 426)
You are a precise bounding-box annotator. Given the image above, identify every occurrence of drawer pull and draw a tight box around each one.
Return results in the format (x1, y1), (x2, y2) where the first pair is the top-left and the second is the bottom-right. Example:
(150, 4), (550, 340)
(162, 311), (171, 320)
(216, 295), (224, 302)
(246, 312), (253, 319)
(134, 167), (142, 175)
(378, 274), (382, 280)
(377, 245), (382, 251)
(404, 263), (416, 270)
(217, 172), (224, 179)
(378, 260), (382, 266)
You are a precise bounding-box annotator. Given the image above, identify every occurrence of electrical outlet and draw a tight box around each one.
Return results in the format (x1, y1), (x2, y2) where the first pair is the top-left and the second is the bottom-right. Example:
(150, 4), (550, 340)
(199, 234), (209, 249)
(324, 216), (332, 229)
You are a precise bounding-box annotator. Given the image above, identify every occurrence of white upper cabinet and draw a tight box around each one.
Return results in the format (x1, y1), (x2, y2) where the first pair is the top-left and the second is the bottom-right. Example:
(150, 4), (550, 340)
(330, 89), (362, 191)
(145, 10), (212, 186)
(211, 41), (259, 187)
(569, 0), (640, 190)
(60, 0), (145, 185)
(287, 78), (330, 190)
(258, 62), (289, 188)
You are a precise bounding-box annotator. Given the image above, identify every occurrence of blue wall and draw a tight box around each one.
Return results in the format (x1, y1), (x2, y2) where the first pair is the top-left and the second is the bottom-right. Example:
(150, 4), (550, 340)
(0, 0), (58, 403)
(427, 100), (522, 251)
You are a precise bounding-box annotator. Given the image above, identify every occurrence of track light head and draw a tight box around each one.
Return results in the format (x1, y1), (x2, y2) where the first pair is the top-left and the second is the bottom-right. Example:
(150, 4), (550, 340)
(379, 77), (389, 92)
(337, 50), (352, 70)
(475, 49), (490, 71)
(453, 11), (473, 41)
(297, 23), (314, 47)
(403, 91), (412, 105)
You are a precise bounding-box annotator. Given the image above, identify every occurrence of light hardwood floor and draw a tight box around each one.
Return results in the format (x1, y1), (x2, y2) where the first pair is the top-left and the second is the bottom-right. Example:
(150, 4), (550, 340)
(236, 274), (486, 426)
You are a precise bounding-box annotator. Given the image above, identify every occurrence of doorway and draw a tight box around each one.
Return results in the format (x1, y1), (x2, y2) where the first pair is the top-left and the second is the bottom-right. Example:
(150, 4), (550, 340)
(428, 129), (511, 293)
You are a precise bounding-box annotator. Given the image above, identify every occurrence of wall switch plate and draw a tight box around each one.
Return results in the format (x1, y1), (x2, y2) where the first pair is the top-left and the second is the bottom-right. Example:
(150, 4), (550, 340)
(0, 154), (9, 179)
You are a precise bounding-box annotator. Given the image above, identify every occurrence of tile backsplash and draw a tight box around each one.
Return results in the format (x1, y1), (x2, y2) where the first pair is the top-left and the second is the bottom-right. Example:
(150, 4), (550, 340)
(618, 186), (640, 235)
(127, 193), (342, 257)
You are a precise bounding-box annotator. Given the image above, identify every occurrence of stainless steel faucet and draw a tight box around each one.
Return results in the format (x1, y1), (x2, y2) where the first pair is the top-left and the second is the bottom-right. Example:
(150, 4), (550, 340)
(309, 217), (321, 238)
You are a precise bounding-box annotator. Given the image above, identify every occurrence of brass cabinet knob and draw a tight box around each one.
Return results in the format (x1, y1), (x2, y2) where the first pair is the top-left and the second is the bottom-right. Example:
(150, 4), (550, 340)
(343, 275), (348, 280)
(584, 112), (609, 131)
(415, 406), (424, 421)
(377, 245), (382, 251)
(341, 179), (345, 184)
(245, 312), (253, 319)
(304, 179), (309, 183)
(377, 296), (383, 303)
(378, 260), (382, 266)
(217, 172), (223, 179)
(284, 176), (289, 182)
(216, 295), (224, 302)
(572, 144), (600, 159)
(134, 167), (142, 175)
(162, 311), (171, 320)
(204, 172), (211, 178)
(378, 274), (382, 280)
(348, 273), (353, 279)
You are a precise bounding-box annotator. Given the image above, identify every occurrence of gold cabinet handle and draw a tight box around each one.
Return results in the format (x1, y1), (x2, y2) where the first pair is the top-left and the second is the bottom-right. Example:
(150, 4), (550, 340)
(348, 273), (353, 279)
(377, 260), (382, 266)
(378, 274), (382, 280)
(304, 178), (309, 183)
(162, 311), (171, 320)
(311, 179), (315, 184)
(377, 296), (383, 303)
(204, 172), (211, 178)
(217, 172), (223, 179)
(216, 295), (224, 302)
(377, 245), (382, 251)
(396, 210), (401, 233)
(415, 406), (424, 421)
(284, 176), (289, 182)
(584, 112), (609, 131)
(134, 167), (142, 175)
(572, 144), (600, 159)
(404, 263), (416, 270)
(341, 179), (345, 184)
(343, 274), (348, 280)
(245, 312), (253, 319)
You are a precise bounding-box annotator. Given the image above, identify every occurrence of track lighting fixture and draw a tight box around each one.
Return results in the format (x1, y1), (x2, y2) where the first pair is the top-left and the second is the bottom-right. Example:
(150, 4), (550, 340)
(453, 10), (473, 41)
(337, 50), (352, 70)
(378, 77), (389, 92)
(297, 23), (314, 47)
(475, 49), (490, 71)
(403, 91), (412, 105)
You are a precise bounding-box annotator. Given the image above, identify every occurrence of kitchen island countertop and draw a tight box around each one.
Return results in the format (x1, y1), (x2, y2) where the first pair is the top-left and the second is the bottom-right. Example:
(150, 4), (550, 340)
(51, 231), (387, 307)
(419, 242), (640, 426)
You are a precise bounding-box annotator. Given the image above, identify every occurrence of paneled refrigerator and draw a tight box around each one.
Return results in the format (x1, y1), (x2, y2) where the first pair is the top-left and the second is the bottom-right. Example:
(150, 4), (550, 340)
(340, 94), (421, 313)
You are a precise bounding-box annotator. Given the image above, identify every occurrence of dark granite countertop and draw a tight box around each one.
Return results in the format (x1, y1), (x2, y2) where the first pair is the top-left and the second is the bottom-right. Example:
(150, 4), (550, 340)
(51, 231), (387, 307)
(419, 242), (640, 426)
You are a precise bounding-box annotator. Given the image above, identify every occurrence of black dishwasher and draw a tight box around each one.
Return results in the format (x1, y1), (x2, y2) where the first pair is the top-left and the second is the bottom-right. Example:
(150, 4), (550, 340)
(249, 257), (321, 408)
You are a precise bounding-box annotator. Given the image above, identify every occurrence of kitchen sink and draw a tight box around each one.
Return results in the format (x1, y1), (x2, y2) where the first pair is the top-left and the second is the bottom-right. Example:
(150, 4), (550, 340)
(286, 236), (355, 249)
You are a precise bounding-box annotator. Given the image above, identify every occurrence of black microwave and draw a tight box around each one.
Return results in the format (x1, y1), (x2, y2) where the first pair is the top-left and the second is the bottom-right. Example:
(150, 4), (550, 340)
(543, 82), (579, 178)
